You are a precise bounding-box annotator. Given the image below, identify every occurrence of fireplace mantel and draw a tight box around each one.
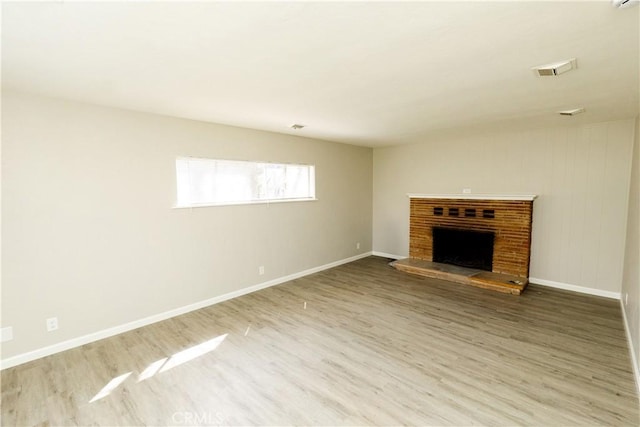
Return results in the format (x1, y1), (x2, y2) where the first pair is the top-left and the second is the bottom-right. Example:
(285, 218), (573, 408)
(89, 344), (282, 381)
(407, 193), (537, 201)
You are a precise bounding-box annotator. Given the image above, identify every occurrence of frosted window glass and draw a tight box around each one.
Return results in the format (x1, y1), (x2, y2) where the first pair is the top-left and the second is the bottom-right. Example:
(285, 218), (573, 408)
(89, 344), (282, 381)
(176, 158), (315, 207)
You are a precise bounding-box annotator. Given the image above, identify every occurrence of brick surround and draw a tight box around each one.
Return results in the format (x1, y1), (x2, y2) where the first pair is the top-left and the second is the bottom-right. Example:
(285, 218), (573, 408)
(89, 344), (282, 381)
(409, 198), (534, 278)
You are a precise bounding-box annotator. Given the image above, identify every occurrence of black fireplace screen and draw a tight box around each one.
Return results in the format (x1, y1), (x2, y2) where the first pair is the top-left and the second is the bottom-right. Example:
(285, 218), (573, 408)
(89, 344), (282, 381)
(432, 227), (494, 271)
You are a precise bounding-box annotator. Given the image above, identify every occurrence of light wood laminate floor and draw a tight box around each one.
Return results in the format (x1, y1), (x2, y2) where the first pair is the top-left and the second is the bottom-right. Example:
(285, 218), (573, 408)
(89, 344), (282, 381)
(2, 256), (638, 426)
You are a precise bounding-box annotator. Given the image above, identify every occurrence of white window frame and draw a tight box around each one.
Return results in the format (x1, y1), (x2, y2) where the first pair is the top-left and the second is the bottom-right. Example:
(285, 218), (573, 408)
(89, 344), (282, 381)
(175, 157), (316, 208)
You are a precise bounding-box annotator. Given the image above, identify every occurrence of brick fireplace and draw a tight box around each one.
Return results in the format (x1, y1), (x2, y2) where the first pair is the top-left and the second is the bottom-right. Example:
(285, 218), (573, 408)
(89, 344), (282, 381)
(394, 194), (536, 294)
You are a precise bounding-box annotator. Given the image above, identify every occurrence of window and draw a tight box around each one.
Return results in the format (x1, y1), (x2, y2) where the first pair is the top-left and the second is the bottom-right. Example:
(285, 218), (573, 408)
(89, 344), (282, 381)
(176, 157), (315, 207)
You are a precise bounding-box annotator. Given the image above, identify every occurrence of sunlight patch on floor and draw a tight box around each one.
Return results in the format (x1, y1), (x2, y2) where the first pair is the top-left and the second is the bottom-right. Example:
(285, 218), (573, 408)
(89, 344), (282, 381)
(89, 372), (132, 403)
(137, 357), (168, 382)
(159, 334), (227, 373)
(89, 334), (227, 403)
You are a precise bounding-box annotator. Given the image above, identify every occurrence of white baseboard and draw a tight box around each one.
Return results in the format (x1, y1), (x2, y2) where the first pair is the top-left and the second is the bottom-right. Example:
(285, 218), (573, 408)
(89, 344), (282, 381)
(620, 300), (640, 398)
(529, 277), (621, 299)
(372, 251), (406, 260)
(0, 252), (373, 370)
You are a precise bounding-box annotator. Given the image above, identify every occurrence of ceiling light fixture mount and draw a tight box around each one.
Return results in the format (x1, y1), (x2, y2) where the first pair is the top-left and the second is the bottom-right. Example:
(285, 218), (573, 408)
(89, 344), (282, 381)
(558, 107), (585, 116)
(533, 58), (577, 77)
(289, 124), (305, 130)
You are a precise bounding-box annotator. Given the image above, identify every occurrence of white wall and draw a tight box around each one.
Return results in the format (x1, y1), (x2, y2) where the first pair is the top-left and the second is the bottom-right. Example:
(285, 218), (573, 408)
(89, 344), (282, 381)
(373, 119), (635, 295)
(1, 91), (373, 361)
(622, 116), (640, 387)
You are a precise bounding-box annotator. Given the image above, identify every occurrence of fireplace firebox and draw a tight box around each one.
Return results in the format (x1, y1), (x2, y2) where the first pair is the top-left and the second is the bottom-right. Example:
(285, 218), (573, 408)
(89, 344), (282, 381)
(432, 227), (494, 272)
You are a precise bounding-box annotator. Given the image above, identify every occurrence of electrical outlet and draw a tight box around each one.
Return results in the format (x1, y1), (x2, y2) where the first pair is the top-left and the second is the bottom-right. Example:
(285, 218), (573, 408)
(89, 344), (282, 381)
(46, 317), (58, 332)
(625, 293), (629, 305)
(356, 242), (361, 250)
(1, 327), (13, 342)
(258, 266), (264, 275)
(463, 188), (472, 194)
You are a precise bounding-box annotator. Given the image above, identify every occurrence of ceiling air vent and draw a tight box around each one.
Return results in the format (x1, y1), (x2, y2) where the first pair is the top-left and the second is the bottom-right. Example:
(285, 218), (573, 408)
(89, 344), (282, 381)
(533, 58), (577, 77)
(558, 108), (585, 116)
(612, 0), (639, 8)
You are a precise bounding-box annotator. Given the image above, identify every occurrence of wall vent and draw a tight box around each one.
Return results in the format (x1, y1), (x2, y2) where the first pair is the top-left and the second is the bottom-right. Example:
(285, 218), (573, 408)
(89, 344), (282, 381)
(483, 209), (495, 219)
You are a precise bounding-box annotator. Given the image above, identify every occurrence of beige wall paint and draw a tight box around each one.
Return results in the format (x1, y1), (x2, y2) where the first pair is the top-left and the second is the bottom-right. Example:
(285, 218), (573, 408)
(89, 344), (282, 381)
(622, 116), (640, 383)
(373, 119), (635, 293)
(1, 91), (373, 359)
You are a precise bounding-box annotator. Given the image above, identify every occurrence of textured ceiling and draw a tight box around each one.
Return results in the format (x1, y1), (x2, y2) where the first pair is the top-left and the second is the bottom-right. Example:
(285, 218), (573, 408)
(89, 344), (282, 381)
(2, 1), (639, 147)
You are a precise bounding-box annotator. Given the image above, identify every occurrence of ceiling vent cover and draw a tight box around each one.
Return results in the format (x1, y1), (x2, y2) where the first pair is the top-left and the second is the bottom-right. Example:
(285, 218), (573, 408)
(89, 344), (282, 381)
(558, 108), (585, 116)
(612, 0), (639, 8)
(533, 58), (577, 77)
